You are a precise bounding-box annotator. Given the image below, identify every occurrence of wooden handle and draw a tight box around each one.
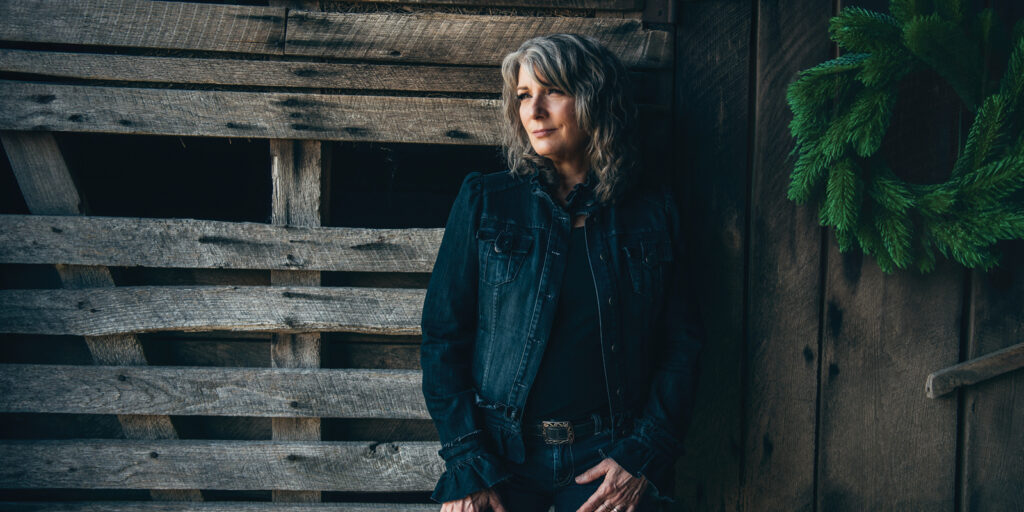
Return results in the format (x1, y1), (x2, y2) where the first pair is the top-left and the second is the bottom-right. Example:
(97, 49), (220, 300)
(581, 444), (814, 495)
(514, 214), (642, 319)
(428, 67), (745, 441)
(926, 341), (1024, 398)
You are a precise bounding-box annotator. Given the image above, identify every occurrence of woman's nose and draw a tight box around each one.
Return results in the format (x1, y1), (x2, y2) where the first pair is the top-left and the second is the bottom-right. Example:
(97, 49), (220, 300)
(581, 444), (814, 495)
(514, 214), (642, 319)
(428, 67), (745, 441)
(529, 97), (547, 118)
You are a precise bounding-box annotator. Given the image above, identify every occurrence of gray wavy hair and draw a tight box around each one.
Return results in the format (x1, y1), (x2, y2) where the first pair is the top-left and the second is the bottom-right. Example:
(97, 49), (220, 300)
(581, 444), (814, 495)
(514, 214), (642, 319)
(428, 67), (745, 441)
(500, 33), (640, 205)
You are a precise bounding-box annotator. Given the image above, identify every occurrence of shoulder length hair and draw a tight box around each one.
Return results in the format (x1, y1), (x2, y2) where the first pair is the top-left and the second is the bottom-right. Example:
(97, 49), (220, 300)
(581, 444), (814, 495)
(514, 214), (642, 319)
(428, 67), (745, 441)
(500, 33), (640, 205)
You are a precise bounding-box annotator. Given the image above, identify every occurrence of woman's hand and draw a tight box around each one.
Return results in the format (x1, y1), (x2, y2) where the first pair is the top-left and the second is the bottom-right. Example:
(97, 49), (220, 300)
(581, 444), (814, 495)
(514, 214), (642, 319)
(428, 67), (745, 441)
(441, 487), (507, 512)
(574, 458), (648, 512)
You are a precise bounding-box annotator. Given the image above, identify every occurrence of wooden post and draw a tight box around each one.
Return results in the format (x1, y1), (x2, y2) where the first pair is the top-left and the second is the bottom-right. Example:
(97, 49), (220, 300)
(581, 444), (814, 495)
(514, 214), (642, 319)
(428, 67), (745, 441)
(0, 130), (202, 502)
(268, 138), (330, 503)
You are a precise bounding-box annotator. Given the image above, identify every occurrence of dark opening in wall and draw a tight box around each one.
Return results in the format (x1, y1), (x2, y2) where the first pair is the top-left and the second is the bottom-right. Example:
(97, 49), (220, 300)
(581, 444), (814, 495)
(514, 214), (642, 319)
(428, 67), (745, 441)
(327, 141), (505, 228)
(54, 133), (271, 222)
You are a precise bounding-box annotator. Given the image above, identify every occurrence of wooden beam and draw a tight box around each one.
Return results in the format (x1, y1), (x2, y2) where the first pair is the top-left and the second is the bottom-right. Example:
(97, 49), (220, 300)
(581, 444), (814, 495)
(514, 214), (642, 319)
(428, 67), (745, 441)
(0, 364), (428, 418)
(0, 439), (442, 491)
(0, 503), (438, 512)
(285, 11), (671, 68)
(0, 0), (285, 55)
(0, 214), (442, 272)
(325, 0), (641, 8)
(1, 131), (201, 501)
(926, 341), (1024, 398)
(0, 49), (501, 92)
(0, 285), (425, 336)
(0, 81), (502, 144)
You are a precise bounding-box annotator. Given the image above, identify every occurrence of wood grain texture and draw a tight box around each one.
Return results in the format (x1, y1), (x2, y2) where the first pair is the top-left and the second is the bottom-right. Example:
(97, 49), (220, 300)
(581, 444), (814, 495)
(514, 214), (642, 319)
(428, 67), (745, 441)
(285, 10), (671, 68)
(0, 132), (83, 215)
(0, 503), (438, 511)
(817, 255), (962, 511)
(671, 1), (750, 511)
(0, 49), (501, 93)
(268, 131), (325, 502)
(0, 0), (285, 54)
(325, 0), (640, 7)
(3, 130), (201, 501)
(742, 2), (830, 510)
(962, 244), (1024, 511)
(0, 439), (443, 491)
(0, 81), (502, 144)
(0, 285), (425, 336)
(0, 214), (443, 272)
(0, 364), (429, 418)
(926, 341), (1024, 398)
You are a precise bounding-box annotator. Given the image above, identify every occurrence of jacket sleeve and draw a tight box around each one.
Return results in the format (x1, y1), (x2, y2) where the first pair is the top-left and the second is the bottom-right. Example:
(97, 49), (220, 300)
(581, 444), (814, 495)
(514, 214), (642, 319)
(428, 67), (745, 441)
(605, 188), (705, 498)
(420, 172), (510, 504)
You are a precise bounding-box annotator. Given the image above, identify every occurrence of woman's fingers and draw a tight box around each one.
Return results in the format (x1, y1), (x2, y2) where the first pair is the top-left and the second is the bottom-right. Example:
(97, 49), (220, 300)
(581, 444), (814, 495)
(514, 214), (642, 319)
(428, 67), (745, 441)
(575, 457), (611, 484)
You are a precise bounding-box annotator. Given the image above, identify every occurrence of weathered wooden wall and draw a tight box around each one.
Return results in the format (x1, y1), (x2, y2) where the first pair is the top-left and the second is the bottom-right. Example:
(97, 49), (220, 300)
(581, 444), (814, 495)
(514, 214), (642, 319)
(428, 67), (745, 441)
(1, 0), (1022, 511)
(676, 1), (1024, 511)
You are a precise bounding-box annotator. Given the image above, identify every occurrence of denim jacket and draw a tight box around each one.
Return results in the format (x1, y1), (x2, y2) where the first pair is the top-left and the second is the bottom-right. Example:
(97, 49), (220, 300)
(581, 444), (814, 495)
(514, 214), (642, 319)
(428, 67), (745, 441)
(420, 169), (705, 504)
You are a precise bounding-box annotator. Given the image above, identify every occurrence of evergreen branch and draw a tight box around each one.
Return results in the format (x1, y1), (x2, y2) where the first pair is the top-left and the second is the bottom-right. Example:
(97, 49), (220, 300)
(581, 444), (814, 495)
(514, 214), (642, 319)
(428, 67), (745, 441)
(824, 159), (861, 231)
(953, 93), (1010, 177)
(934, 0), (964, 24)
(890, 0), (935, 25)
(830, 7), (903, 53)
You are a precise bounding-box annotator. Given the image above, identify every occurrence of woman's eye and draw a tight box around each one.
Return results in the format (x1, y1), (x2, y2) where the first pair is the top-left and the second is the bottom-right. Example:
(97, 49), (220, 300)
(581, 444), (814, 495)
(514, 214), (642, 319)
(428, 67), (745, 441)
(517, 93), (530, 100)
(548, 88), (563, 95)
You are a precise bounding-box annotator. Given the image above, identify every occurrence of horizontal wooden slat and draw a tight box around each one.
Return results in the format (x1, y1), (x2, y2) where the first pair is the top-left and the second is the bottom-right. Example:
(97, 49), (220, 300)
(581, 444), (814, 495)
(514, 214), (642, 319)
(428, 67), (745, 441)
(0, 286), (424, 336)
(0, 215), (442, 272)
(0, 503), (438, 512)
(333, 0), (641, 7)
(0, 81), (501, 144)
(285, 11), (672, 68)
(0, 364), (428, 418)
(0, 439), (442, 490)
(0, 0), (285, 55)
(0, 49), (501, 93)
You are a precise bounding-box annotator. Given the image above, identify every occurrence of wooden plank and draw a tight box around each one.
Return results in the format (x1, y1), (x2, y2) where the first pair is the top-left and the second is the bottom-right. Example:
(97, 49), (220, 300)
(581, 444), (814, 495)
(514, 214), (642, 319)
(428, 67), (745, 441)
(0, 0), (285, 55)
(325, 0), (640, 8)
(0, 502), (438, 511)
(2, 131), (200, 501)
(817, 260), (962, 511)
(0, 364), (428, 419)
(0, 81), (501, 144)
(0, 49), (500, 93)
(962, 244), (1024, 511)
(285, 11), (671, 68)
(742, 1), (830, 510)
(0, 214), (443, 272)
(671, 0), (750, 511)
(268, 124), (326, 502)
(0, 285), (424, 336)
(926, 341), (1024, 398)
(0, 439), (443, 491)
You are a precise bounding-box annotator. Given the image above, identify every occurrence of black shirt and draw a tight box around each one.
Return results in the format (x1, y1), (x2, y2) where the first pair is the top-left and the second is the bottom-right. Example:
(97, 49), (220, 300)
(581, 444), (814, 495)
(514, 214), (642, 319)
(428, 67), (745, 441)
(521, 223), (608, 423)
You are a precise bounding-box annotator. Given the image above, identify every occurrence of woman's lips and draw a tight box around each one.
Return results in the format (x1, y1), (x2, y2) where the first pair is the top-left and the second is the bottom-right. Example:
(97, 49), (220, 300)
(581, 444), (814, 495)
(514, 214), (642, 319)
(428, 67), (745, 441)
(532, 128), (555, 137)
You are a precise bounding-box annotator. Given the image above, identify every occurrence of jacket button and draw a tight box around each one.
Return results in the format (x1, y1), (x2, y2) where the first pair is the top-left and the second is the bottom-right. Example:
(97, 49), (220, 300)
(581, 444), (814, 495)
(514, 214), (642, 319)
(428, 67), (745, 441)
(608, 296), (614, 306)
(599, 253), (605, 261)
(610, 344), (618, 353)
(616, 388), (623, 397)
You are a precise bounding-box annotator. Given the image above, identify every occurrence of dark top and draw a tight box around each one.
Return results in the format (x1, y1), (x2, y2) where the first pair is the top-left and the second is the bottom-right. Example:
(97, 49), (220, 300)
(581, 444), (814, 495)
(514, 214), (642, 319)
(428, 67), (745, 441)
(521, 224), (608, 423)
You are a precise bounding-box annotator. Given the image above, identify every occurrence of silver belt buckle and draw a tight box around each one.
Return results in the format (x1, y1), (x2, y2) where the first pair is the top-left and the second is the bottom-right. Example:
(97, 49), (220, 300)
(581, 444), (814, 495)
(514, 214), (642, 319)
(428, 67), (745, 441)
(541, 420), (574, 445)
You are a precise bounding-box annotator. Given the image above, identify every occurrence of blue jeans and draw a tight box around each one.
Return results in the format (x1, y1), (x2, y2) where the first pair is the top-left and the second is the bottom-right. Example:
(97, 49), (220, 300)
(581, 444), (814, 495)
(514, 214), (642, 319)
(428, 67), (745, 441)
(495, 414), (662, 512)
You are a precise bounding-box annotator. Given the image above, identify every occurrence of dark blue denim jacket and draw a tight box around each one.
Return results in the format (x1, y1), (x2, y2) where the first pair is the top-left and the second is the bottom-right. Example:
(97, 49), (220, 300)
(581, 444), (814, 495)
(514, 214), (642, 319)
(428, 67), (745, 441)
(420, 169), (704, 504)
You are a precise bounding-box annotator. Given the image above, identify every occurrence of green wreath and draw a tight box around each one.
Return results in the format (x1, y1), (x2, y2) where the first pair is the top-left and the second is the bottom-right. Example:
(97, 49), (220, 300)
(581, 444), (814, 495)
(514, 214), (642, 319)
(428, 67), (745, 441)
(787, 0), (1024, 273)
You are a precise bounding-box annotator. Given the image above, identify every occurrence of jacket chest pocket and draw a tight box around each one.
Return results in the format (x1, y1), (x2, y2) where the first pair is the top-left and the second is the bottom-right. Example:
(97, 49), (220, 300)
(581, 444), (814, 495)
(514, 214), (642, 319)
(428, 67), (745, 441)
(477, 223), (534, 286)
(622, 233), (673, 298)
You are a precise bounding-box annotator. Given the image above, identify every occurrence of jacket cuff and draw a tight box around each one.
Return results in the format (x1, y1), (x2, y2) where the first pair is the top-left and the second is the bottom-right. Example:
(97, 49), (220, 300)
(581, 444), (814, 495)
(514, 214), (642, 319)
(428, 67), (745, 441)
(430, 451), (511, 504)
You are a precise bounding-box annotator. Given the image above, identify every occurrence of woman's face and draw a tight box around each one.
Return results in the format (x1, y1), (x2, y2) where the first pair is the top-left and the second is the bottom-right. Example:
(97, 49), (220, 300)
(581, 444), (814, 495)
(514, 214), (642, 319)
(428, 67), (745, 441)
(517, 65), (588, 167)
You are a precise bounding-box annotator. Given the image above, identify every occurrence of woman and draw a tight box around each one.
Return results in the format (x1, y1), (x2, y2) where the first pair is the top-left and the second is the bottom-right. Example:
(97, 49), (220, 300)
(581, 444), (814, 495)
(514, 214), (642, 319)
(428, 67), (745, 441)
(420, 34), (704, 512)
